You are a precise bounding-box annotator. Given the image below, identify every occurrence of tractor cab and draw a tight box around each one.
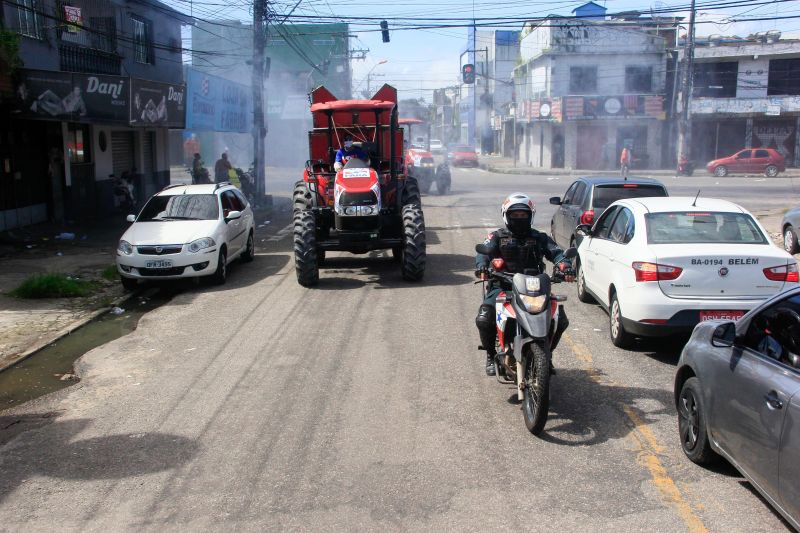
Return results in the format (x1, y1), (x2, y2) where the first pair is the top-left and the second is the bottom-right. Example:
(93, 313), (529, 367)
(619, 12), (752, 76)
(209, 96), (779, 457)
(292, 85), (426, 287)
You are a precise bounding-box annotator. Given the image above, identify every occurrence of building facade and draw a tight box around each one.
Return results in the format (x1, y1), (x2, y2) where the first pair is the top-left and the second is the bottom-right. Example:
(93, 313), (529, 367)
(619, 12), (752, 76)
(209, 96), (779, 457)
(686, 33), (800, 167)
(0, 0), (184, 230)
(514, 5), (679, 170)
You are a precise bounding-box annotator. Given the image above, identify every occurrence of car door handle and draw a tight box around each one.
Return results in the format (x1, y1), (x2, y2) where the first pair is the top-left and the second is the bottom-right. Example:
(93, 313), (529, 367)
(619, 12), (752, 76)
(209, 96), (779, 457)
(765, 390), (783, 410)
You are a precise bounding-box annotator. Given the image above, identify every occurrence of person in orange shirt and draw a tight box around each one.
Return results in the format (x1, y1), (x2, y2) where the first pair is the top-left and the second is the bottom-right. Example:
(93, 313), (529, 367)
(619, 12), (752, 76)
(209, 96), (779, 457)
(620, 146), (631, 179)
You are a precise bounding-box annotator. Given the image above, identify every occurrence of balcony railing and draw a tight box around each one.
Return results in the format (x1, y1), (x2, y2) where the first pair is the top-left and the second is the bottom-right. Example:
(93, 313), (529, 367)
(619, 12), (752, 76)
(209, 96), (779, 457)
(59, 43), (121, 75)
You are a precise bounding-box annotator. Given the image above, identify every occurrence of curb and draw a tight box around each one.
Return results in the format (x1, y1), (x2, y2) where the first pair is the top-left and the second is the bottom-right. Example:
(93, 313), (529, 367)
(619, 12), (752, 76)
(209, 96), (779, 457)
(485, 165), (800, 178)
(0, 291), (133, 374)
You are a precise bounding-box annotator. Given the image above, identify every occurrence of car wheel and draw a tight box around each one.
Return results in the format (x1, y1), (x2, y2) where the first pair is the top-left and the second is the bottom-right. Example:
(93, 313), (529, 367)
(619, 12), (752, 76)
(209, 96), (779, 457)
(765, 165), (779, 178)
(576, 261), (593, 303)
(713, 165), (728, 177)
(609, 292), (632, 348)
(785, 226), (799, 254)
(121, 276), (138, 291)
(678, 377), (717, 465)
(241, 231), (255, 263)
(212, 248), (227, 285)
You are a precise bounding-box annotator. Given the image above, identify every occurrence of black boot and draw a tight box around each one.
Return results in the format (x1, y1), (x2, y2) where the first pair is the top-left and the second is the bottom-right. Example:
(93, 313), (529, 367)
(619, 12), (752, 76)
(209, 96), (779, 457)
(485, 352), (497, 376)
(476, 304), (497, 376)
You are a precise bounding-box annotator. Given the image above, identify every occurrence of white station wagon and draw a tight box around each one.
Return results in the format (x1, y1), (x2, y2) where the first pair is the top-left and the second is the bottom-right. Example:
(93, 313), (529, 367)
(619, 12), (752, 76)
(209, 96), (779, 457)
(575, 197), (798, 347)
(116, 183), (255, 289)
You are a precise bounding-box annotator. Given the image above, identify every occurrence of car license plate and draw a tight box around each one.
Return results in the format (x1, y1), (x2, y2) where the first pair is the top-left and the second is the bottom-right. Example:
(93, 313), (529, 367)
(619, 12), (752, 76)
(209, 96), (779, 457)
(145, 259), (173, 269)
(699, 310), (745, 321)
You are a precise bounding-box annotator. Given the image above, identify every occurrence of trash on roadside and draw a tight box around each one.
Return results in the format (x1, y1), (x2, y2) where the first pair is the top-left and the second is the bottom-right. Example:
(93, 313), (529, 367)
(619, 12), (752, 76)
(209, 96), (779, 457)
(55, 252), (63, 256)
(25, 245), (35, 249)
(110, 306), (125, 315)
(55, 232), (75, 240)
(263, 220), (271, 225)
(81, 234), (88, 240)
(59, 373), (78, 381)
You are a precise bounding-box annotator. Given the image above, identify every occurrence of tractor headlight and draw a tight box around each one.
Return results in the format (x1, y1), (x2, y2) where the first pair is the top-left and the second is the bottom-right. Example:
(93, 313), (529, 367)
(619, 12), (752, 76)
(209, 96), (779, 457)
(345, 207), (357, 216)
(117, 240), (133, 255)
(188, 237), (215, 253)
(518, 294), (547, 313)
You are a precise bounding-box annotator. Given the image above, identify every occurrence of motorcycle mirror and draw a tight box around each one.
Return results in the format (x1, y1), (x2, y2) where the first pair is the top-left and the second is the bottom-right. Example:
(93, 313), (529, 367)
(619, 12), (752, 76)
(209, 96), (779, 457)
(126, 214), (136, 223)
(564, 247), (578, 259)
(475, 243), (491, 255)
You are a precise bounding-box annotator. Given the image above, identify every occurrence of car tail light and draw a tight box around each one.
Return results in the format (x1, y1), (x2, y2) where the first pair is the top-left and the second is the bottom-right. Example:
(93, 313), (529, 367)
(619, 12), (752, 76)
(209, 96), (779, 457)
(763, 263), (799, 282)
(492, 258), (505, 270)
(580, 210), (595, 225)
(632, 261), (683, 282)
(623, 184), (639, 188)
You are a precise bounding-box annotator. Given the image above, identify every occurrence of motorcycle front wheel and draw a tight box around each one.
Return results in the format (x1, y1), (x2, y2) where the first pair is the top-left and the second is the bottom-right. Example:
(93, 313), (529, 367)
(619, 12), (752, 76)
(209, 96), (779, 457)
(523, 341), (551, 435)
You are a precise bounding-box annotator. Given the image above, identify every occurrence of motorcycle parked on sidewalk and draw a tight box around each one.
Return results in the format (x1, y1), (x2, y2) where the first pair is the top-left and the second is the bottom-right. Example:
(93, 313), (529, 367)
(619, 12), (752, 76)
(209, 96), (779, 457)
(677, 157), (695, 176)
(475, 244), (577, 435)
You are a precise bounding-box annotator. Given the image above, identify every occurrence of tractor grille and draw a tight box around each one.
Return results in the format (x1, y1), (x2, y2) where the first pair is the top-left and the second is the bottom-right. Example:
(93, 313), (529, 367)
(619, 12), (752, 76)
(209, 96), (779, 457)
(137, 245), (183, 255)
(339, 191), (378, 206)
(336, 216), (380, 232)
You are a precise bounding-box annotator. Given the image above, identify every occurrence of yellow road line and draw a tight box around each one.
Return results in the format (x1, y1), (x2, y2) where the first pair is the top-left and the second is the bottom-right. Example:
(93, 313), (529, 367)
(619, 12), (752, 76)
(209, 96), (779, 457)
(563, 333), (708, 533)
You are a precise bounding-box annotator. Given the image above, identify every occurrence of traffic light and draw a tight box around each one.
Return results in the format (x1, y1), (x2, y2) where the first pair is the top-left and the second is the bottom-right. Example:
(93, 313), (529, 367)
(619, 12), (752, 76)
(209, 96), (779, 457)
(462, 63), (475, 84)
(380, 20), (390, 43)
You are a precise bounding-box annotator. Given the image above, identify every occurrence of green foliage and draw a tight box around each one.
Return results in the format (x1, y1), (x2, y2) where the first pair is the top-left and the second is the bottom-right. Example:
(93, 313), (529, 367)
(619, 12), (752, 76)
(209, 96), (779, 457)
(101, 265), (120, 282)
(10, 274), (97, 299)
(0, 28), (22, 72)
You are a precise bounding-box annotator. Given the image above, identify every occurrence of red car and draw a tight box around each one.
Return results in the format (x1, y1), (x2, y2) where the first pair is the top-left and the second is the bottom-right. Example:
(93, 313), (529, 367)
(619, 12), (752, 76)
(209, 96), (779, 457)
(447, 145), (479, 167)
(706, 148), (785, 177)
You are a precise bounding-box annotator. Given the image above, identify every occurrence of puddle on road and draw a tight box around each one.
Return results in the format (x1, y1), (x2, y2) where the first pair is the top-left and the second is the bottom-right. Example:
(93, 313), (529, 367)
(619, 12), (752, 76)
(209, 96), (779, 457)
(0, 288), (172, 411)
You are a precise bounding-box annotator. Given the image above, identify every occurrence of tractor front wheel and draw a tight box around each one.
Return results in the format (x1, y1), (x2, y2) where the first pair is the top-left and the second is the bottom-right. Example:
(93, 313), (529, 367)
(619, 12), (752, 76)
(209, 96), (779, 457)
(293, 210), (319, 286)
(400, 204), (426, 281)
(293, 180), (313, 214)
(402, 176), (421, 206)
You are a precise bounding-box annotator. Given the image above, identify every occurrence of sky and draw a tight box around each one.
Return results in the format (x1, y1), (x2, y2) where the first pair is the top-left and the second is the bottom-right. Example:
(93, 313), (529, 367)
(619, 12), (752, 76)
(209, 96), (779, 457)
(166, 0), (800, 101)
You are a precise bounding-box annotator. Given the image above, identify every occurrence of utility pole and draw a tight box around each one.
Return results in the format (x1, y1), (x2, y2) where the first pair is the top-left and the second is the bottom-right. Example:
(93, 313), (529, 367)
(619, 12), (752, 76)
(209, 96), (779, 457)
(676, 0), (696, 170)
(252, 0), (267, 199)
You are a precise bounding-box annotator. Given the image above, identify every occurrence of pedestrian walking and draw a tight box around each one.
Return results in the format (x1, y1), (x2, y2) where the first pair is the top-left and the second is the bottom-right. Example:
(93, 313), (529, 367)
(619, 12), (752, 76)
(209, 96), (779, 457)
(620, 145), (631, 179)
(191, 153), (209, 184)
(214, 152), (232, 183)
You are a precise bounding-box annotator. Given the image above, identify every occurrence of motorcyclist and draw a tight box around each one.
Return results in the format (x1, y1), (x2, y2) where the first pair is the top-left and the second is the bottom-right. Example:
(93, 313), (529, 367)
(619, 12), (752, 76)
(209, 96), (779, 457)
(334, 135), (370, 171)
(475, 193), (575, 376)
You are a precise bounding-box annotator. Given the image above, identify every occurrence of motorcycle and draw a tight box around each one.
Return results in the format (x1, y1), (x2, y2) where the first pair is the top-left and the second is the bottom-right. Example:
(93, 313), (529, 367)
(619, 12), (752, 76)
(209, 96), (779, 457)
(474, 244), (577, 435)
(111, 173), (135, 212)
(677, 157), (695, 176)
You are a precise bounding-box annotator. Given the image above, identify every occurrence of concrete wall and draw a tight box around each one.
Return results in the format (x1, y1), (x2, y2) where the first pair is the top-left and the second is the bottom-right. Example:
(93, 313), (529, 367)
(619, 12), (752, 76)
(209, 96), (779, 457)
(736, 57), (770, 98)
(550, 53), (665, 96)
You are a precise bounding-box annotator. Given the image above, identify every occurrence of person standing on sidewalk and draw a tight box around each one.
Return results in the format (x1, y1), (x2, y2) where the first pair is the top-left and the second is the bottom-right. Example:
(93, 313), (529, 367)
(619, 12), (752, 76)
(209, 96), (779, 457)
(214, 152), (232, 183)
(620, 145), (632, 179)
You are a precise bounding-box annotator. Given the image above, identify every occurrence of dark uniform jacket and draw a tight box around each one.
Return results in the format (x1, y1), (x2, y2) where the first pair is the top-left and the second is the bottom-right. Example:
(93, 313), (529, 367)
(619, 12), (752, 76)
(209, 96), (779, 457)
(476, 228), (564, 276)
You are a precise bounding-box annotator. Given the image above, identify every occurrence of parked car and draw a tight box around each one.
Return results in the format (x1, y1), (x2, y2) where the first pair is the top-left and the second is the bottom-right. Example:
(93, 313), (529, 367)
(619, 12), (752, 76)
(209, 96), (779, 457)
(574, 196), (798, 347)
(674, 286), (800, 529)
(706, 148), (785, 177)
(429, 139), (444, 154)
(549, 176), (668, 249)
(782, 206), (800, 254)
(447, 145), (479, 167)
(116, 183), (255, 289)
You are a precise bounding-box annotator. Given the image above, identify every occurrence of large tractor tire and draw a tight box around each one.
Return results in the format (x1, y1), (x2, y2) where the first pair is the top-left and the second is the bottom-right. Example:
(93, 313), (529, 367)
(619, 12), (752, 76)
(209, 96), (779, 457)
(293, 181), (313, 214)
(400, 204), (426, 281)
(402, 176), (422, 206)
(293, 210), (319, 286)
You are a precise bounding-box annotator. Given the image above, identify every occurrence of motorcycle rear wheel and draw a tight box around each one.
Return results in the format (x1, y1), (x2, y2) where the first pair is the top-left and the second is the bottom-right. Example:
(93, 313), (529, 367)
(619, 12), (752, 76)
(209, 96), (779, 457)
(523, 341), (550, 435)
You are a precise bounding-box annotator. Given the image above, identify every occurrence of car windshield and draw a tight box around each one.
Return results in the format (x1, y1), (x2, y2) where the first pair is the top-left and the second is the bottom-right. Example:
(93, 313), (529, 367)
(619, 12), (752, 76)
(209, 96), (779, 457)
(645, 211), (768, 244)
(592, 184), (667, 210)
(137, 194), (219, 222)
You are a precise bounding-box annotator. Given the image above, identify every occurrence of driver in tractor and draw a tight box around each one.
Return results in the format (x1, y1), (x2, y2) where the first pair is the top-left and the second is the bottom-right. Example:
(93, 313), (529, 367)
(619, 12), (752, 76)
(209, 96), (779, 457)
(334, 135), (371, 171)
(475, 193), (576, 376)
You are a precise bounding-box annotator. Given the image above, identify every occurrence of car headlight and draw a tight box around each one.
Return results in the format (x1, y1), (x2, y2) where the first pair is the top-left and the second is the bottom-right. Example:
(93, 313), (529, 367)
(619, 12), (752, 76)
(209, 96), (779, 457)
(117, 240), (133, 255)
(518, 294), (547, 313)
(187, 237), (216, 253)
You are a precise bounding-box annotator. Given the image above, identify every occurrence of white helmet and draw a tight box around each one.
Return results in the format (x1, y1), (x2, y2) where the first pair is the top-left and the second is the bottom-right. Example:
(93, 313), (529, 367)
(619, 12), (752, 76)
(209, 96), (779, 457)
(501, 192), (535, 234)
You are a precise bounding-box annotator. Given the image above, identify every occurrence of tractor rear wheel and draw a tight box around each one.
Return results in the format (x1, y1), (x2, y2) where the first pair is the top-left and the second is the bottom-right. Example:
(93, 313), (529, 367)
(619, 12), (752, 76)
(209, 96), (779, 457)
(293, 210), (319, 286)
(400, 204), (426, 281)
(293, 181), (313, 214)
(402, 177), (421, 206)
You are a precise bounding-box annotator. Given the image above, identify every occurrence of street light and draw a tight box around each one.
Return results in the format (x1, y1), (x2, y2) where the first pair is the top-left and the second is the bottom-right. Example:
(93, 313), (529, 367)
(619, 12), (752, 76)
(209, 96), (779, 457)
(363, 59), (388, 96)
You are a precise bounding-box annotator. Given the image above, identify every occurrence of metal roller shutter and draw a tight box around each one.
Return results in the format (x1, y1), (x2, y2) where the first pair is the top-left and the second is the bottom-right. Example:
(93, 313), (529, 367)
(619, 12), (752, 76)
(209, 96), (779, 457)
(111, 131), (135, 177)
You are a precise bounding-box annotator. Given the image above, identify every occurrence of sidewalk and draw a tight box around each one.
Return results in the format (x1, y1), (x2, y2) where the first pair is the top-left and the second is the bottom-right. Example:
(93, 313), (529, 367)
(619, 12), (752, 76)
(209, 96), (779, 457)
(481, 155), (800, 178)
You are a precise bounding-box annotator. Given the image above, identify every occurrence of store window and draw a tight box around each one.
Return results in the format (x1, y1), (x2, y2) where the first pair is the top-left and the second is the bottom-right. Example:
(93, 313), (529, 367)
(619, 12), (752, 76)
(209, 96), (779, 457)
(132, 15), (153, 64)
(16, 0), (43, 39)
(625, 66), (653, 93)
(693, 62), (738, 98)
(569, 66), (597, 94)
(66, 124), (91, 164)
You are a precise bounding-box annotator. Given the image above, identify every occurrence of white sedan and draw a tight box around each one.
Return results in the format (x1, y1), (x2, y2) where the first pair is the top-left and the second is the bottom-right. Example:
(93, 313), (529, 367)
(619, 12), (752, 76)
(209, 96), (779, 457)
(116, 183), (255, 289)
(575, 196), (798, 347)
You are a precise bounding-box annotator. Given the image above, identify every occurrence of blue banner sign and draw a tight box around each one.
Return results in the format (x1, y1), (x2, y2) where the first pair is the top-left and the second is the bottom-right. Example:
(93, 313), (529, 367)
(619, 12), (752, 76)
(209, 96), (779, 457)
(186, 68), (251, 133)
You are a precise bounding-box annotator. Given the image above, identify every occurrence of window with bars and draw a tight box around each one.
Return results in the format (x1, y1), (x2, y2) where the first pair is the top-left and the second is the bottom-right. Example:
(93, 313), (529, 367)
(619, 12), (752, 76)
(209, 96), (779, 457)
(16, 0), (44, 39)
(132, 15), (153, 64)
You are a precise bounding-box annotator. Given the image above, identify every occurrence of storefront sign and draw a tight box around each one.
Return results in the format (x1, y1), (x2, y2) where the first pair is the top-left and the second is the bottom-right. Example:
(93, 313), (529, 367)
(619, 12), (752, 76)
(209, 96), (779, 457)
(565, 95), (664, 120)
(130, 78), (185, 128)
(13, 69), (128, 123)
(186, 68), (251, 133)
(692, 97), (800, 115)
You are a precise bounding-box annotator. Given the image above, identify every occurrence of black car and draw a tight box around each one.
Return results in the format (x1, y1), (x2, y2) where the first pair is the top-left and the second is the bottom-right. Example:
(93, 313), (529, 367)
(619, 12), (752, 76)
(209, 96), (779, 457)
(549, 176), (668, 249)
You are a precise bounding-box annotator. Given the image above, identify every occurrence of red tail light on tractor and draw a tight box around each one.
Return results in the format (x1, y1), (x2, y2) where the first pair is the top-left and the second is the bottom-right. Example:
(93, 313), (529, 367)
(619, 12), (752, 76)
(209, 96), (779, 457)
(492, 258), (505, 270)
(632, 261), (683, 282)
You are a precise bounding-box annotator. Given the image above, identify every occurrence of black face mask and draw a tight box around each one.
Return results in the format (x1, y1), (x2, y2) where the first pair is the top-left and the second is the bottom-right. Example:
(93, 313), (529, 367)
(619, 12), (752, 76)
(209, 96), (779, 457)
(506, 213), (532, 236)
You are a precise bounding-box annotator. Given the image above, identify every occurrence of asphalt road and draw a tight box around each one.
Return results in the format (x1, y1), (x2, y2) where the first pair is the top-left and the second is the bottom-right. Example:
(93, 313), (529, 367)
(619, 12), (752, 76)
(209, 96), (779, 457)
(0, 167), (797, 531)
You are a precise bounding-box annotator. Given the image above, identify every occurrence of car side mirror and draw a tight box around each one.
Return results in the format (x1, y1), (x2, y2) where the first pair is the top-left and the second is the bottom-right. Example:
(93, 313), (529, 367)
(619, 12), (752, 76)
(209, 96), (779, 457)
(475, 243), (491, 255)
(126, 214), (136, 223)
(575, 224), (592, 237)
(225, 210), (242, 221)
(549, 196), (562, 206)
(711, 322), (737, 348)
(564, 247), (578, 259)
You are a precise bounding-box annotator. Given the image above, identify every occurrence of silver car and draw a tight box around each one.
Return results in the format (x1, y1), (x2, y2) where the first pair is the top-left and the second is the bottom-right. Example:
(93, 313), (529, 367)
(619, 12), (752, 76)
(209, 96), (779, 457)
(782, 207), (800, 254)
(674, 286), (800, 528)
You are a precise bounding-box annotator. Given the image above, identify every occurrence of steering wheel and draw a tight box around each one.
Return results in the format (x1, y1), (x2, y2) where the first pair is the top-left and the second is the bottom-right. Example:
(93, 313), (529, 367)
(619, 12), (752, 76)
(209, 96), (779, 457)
(772, 308), (800, 366)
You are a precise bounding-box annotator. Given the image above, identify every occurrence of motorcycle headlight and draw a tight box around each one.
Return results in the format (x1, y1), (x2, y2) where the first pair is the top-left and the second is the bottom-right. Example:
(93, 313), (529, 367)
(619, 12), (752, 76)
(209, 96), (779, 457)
(518, 294), (547, 313)
(117, 240), (133, 255)
(188, 237), (215, 253)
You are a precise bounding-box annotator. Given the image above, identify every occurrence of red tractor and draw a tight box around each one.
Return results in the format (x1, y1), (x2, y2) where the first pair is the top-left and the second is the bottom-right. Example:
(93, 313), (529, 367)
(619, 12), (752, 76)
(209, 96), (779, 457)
(400, 118), (451, 195)
(292, 85), (426, 287)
